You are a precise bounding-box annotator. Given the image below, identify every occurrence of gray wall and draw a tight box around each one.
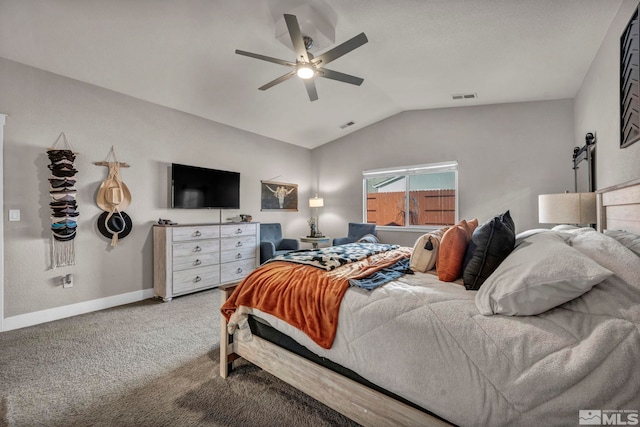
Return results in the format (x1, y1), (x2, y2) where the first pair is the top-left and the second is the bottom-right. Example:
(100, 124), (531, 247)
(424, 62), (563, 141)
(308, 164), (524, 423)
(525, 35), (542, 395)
(574, 0), (640, 189)
(4, 0), (639, 322)
(311, 100), (576, 247)
(1, 58), (312, 318)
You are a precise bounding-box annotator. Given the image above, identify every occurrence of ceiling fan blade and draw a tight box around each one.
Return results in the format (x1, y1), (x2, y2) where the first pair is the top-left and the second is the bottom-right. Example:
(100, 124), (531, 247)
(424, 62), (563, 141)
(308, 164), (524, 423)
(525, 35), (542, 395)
(258, 70), (297, 91)
(284, 14), (309, 63)
(317, 68), (364, 86)
(304, 79), (318, 102)
(312, 33), (368, 66)
(235, 49), (295, 67)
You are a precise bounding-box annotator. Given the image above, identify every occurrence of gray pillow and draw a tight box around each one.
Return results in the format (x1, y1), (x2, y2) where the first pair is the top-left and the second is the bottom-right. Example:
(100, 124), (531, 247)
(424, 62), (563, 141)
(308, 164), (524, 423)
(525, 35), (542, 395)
(357, 234), (380, 244)
(475, 232), (613, 316)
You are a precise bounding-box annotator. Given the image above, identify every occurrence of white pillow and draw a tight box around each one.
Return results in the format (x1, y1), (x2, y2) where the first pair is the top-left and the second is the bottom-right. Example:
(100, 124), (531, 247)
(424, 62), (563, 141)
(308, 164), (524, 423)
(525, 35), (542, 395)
(410, 228), (448, 272)
(604, 229), (640, 257)
(475, 232), (613, 316)
(551, 224), (580, 232)
(514, 228), (550, 246)
(571, 231), (640, 288)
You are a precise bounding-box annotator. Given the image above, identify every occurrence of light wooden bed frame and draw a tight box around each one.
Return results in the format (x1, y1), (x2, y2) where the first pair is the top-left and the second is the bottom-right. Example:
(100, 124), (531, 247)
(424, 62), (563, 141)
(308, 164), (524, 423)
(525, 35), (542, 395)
(596, 178), (640, 234)
(219, 178), (640, 427)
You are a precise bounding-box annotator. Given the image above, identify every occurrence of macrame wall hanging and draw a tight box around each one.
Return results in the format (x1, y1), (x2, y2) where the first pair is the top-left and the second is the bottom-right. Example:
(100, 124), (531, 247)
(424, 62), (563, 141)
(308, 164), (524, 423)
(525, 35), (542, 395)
(94, 146), (132, 247)
(48, 132), (79, 268)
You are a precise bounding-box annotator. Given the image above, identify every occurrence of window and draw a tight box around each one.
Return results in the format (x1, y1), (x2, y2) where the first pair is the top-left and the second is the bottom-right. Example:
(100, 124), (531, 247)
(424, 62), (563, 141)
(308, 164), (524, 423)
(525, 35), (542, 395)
(363, 161), (458, 229)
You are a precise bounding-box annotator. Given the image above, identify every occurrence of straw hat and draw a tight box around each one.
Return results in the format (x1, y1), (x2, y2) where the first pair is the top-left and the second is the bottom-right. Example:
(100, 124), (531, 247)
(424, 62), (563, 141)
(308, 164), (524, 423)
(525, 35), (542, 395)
(96, 164), (131, 212)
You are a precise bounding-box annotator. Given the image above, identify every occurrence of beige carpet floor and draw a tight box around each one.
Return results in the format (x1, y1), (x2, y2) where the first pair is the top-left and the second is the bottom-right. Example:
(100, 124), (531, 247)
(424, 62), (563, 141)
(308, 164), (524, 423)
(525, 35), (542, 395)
(0, 289), (359, 427)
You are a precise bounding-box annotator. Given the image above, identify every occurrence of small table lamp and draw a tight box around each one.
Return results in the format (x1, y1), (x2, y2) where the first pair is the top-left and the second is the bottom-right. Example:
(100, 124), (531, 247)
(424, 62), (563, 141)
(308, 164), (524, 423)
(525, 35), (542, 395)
(309, 194), (324, 236)
(538, 192), (597, 225)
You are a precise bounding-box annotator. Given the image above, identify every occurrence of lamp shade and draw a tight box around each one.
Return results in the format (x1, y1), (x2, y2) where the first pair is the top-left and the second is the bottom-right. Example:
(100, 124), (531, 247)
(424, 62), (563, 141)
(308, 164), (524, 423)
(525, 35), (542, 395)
(309, 197), (324, 208)
(538, 192), (596, 224)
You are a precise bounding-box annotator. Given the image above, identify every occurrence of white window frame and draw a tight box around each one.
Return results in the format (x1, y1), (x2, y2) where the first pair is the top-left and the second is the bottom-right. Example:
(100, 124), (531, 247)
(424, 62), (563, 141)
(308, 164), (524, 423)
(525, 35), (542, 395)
(362, 161), (459, 232)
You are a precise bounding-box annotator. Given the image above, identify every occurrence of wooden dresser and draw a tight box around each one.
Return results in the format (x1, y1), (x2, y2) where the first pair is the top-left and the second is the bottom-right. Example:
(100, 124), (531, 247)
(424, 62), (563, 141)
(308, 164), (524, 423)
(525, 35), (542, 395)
(153, 222), (259, 301)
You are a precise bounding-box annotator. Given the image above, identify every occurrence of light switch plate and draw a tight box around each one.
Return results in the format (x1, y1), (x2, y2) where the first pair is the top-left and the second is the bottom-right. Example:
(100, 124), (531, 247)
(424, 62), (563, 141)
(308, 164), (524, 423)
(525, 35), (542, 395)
(9, 210), (20, 222)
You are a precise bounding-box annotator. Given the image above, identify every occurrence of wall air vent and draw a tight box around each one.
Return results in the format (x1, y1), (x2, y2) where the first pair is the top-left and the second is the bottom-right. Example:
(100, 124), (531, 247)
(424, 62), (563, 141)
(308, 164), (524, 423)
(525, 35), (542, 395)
(340, 121), (355, 129)
(452, 93), (477, 100)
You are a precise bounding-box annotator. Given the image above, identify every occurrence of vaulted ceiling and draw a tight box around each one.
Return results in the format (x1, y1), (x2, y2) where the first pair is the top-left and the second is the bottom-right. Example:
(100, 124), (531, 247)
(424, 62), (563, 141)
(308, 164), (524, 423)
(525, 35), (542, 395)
(0, 0), (622, 149)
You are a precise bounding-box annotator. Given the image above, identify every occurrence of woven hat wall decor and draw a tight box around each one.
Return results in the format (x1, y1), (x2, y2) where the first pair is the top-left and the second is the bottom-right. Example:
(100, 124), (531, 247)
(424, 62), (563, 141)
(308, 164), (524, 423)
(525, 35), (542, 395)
(48, 132), (78, 268)
(94, 146), (132, 246)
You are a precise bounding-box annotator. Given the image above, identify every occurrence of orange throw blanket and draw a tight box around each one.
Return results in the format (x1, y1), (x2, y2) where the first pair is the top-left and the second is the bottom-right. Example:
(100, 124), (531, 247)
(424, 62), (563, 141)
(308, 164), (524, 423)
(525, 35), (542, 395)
(221, 247), (411, 349)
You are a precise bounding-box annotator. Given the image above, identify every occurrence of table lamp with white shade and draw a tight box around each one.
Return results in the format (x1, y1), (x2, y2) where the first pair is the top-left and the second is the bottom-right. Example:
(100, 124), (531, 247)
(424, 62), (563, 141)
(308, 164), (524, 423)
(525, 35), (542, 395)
(538, 192), (597, 225)
(309, 194), (324, 236)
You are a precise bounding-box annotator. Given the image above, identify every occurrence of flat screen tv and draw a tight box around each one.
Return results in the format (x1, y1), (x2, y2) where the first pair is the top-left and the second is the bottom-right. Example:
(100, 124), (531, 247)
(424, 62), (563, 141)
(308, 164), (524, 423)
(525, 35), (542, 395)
(171, 163), (240, 209)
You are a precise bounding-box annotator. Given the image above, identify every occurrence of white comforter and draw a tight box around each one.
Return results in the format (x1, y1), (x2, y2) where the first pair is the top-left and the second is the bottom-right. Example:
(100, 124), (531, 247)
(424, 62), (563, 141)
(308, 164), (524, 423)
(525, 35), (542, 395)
(247, 231), (640, 426)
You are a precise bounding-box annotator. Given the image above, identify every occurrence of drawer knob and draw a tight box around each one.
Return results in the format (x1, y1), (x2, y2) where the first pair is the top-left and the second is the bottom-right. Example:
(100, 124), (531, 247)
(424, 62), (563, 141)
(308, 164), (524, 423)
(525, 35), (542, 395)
(236, 268), (243, 274)
(194, 246), (202, 252)
(236, 242), (243, 247)
(194, 259), (202, 266)
(194, 230), (202, 237)
(235, 253), (243, 259)
(194, 276), (202, 283)
(236, 228), (243, 234)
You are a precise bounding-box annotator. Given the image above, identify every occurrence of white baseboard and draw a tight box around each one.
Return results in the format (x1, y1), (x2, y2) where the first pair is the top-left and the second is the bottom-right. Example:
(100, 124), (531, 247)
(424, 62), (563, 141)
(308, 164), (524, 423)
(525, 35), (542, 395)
(2, 288), (155, 332)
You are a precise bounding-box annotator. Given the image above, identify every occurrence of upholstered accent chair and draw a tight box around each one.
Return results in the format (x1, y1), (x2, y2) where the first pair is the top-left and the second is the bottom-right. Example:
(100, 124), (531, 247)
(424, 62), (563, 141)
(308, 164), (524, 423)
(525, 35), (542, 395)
(332, 222), (377, 246)
(259, 223), (299, 264)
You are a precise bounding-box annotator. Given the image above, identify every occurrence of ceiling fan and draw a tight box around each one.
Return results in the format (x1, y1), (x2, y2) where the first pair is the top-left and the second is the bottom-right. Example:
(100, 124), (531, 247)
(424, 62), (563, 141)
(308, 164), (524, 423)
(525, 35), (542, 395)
(235, 14), (368, 102)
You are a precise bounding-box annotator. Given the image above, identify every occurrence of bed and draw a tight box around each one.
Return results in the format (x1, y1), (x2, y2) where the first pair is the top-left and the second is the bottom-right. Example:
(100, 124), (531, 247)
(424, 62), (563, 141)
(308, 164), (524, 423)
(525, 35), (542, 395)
(219, 178), (640, 427)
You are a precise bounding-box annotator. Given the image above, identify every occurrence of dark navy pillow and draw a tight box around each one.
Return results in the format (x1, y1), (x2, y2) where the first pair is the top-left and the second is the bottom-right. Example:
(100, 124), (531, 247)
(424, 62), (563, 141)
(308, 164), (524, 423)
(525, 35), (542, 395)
(462, 210), (515, 291)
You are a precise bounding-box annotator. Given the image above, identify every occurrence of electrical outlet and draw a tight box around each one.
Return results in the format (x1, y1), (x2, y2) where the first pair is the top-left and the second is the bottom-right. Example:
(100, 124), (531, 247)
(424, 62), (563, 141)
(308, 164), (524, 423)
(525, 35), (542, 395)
(9, 210), (20, 222)
(62, 274), (73, 288)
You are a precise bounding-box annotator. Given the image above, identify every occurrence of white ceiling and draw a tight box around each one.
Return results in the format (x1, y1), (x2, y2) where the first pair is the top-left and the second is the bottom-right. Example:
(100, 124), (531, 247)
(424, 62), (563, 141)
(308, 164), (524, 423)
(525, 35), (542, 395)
(0, 0), (622, 149)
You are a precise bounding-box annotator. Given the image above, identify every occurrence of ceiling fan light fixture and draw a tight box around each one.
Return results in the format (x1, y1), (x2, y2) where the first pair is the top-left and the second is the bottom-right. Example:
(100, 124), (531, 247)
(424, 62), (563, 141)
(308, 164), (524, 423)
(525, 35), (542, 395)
(236, 13), (367, 101)
(296, 66), (314, 79)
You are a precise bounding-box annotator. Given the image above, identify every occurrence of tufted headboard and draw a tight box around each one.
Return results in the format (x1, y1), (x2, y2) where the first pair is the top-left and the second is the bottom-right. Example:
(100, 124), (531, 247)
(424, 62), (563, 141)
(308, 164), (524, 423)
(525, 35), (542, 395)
(596, 178), (640, 234)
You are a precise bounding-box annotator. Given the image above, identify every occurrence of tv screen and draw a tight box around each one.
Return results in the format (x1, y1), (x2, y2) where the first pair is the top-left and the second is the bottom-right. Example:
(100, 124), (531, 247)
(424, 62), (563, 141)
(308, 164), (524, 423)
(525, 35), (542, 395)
(171, 163), (240, 209)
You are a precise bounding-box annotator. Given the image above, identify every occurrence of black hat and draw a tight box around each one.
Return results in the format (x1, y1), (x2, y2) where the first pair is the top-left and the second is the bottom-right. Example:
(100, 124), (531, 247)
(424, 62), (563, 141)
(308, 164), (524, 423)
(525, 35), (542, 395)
(97, 211), (132, 242)
(52, 228), (77, 241)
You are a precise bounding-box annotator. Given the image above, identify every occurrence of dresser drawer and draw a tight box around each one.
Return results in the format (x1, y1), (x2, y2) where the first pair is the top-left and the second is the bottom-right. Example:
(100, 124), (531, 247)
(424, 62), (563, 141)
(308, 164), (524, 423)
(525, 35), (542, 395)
(220, 247), (255, 264)
(221, 259), (255, 283)
(173, 265), (220, 294)
(172, 240), (219, 258)
(220, 235), (255, 251)
(172, 252), (219, 272)
(220, 223), (256, 238)
(172, 226), (220, 242)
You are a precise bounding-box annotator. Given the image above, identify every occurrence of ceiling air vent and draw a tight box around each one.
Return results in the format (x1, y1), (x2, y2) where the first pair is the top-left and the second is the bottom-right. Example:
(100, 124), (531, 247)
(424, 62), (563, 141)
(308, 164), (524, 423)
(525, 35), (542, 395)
(340, 121), (356, 129)
(452, 93), (477, 100)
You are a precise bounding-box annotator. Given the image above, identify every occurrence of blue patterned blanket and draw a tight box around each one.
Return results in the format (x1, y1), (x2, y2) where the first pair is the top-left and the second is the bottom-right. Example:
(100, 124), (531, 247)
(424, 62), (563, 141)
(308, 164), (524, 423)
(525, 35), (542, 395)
(348, 257), (412, 290)
(269, 242), (400, 271)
